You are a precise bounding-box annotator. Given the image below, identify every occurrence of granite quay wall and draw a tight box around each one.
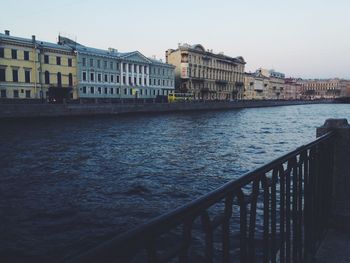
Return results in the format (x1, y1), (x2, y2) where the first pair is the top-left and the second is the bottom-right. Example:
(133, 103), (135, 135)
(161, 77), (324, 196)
(0, 100), (334, 119)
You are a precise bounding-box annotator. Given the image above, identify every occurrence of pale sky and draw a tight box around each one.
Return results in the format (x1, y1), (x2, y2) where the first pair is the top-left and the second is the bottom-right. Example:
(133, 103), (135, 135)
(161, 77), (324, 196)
(1, 0), (350, 79)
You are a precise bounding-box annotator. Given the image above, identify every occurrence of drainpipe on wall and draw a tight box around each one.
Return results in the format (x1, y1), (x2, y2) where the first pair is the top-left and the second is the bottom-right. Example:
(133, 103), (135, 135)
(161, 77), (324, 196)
(32, 35), (37, 98)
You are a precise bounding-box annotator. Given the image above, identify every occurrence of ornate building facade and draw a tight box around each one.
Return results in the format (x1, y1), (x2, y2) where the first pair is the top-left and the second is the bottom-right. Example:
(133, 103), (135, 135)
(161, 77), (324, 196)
(59, 36), (174, 100)
(166, 44), (245, 100)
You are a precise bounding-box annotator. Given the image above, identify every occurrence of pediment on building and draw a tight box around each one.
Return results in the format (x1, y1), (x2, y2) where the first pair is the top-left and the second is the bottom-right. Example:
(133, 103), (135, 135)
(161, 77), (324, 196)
(121, 51), (152, 64)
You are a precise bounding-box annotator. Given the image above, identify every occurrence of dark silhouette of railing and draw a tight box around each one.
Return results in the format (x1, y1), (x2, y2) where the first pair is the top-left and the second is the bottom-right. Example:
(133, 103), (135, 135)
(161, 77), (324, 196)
(68, 132), (335, 263)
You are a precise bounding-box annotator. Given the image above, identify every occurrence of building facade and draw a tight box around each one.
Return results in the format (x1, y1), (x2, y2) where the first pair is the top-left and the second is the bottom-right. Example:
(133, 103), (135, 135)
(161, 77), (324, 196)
(166, 44), (245, 100)
(244, 68), (286, 100)
(59, 36), (174, 100)
(244, 72), (270, 100)
(0, 30), (77, 100)
(301, 78), (350, 99)
(284, 78), (302, 100)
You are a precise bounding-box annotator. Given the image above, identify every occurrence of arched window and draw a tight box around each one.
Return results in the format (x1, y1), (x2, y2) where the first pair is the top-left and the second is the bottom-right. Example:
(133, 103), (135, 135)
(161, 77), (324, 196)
(45, 71), (50, 84)
(57, 72), (62, 87)
(68, 73), (73, 86)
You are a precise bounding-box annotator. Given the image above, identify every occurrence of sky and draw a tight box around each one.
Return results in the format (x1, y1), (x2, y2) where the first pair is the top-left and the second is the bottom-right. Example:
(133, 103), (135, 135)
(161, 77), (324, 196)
(1, 0), (350, 79)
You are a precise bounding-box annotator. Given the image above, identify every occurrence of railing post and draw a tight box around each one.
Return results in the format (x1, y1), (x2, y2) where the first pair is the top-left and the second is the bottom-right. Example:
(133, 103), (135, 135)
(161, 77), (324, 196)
(316, 119), (350, 229)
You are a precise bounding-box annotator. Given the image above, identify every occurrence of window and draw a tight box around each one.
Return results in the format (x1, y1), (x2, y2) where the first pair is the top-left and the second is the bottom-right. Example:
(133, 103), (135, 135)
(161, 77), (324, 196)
(45, 71), (50, 84)
(90, 86), (94, 94)
(129, 77), (132, 84)
(144, 78), (147, 86)
(104, 61), (107, 69)
(111, 75), (114, 83)
(57, 72), (62, 86)
(68, 58), (72, 67)
(0, 68), (5, 81)
(98, 87), (102, 94)
(134, 77), (137, 85)
(140, 89), (143, 95)
(69, 73), (73, 86)
(116, 75), (120, 83)
(82, 72), (87, 81)
(122, 76), (126, 84)
(98, 73), (102, 82)
(163, 80), (165, 86)
(123, 63), (126, 72)
(117, 88), (120, 94)
(124, 88), (127, 95)
(25, 90), (31, 98)
(144, 67), (147, 74)
(0, 47), (4, 58)
(153, 79), (156, 85)
(158, 79), (161, 86)
(90, 73), (94, 82)
(13, 90), (19, 98)
(44, 55), (49, 64)
(104, 74), (108, 82)
(56, 56), (61, 65)
(116, 63), (120, 70)
(12, 69), (18, 82)
(145, 89), (148, 95)
(25, 70), (30, 83)
(110, 62), (113, 69)
(90, 59), (94, 67)
(139, 78), (142, 85)
(82, 58), (86, 67)
(11, 49), (17, 59)
(82, 86), (87, 94)
(110, 88), (114, 94)
(104, 87), (107, 94)
(0, 90), (6, 98)
(24, 51), (29, 61)
(97, 60), (101, 68)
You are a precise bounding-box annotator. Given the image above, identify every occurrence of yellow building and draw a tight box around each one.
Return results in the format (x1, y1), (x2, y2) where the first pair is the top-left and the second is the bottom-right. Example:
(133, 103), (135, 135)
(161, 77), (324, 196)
(301, 78), (350, 99)
(244, 72), (269, 100)
(0, 30), (77, 100)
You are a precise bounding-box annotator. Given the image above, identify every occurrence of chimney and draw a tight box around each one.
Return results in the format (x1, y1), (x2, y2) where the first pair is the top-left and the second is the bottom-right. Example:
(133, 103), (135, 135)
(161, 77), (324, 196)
(5, 30), (10, 36)
(32, 35), (36, 43)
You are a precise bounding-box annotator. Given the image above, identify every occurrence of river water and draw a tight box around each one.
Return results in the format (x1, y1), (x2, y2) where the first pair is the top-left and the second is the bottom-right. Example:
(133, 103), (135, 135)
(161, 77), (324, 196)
(0, 104), (349, 262)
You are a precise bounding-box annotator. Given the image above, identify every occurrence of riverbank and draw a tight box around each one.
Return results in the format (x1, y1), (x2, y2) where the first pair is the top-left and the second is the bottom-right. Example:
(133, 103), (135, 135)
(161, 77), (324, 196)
(0, 99), (334, 119)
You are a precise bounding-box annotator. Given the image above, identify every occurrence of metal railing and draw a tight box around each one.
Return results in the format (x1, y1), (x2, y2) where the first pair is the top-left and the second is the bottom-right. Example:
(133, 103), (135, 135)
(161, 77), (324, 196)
(69, 131), (335, 263)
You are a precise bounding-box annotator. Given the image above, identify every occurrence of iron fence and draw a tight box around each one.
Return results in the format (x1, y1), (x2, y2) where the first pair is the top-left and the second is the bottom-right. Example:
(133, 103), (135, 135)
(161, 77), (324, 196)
(68, 131), (335, 263)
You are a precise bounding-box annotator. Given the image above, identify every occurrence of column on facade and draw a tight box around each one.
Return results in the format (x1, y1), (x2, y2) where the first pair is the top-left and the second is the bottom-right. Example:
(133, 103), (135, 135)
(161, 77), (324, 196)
(141, 65), (145, 86)
(126, 62), (129, 85)
(135, 64), (139, 86)
(130, 63), (134, 86)
(146, 66), (149, 86)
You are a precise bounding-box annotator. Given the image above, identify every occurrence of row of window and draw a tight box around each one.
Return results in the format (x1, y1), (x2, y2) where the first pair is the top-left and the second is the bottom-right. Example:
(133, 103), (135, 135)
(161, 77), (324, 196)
(80, 86), (171, 96)
(81, 57), (173, 77)
(0, 89), (31, 98)
(44, 55), (72, 67)
(44, 71), (73, 86)
(0, 68), (31, 83)
(0, 48), (73, 67)
(81, 71), (174, 87)
(0, 68), (73, 86)
(0, 47), (30, 61)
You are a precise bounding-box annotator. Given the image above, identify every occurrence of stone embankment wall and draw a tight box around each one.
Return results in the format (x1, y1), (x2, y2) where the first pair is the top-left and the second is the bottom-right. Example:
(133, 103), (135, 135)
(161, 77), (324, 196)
(0, 100), (333, 119)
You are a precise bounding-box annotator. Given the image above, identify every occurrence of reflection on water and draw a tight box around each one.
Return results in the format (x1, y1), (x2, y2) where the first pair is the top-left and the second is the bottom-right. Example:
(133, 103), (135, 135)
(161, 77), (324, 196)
(0, 104), (349, 262)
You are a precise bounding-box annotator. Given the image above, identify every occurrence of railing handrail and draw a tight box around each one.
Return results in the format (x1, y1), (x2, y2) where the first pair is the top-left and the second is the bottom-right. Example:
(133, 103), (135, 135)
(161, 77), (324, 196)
(68, 131), (335, 262)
